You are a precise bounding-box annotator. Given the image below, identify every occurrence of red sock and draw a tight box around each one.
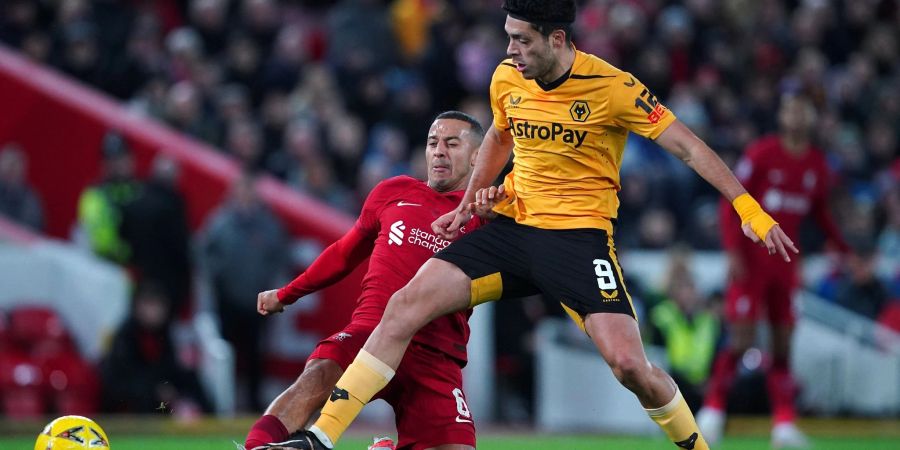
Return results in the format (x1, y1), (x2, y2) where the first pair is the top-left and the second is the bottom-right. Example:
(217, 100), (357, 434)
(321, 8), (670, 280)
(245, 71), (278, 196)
(704, 348), (740, 411)
(767, 356), (797, 424)
(245, 414), (289, 449)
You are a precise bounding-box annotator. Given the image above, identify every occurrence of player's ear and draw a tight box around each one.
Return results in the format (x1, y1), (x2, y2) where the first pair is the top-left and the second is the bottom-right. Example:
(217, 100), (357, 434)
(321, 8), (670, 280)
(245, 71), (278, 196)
(550, 29), (566, 49)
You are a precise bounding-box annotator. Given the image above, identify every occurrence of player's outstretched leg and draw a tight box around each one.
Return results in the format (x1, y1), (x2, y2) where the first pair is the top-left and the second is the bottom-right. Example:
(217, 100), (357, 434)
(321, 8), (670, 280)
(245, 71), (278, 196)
(245, 359), (343, 449)
(585, 313), (709, 449)
(309, 259), (472, 448)
(245, 416), (288, 450)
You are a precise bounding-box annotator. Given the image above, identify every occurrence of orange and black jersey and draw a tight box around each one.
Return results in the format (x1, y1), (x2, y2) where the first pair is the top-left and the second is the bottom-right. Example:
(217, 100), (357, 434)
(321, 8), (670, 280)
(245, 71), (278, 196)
(490, 49), (677, 232)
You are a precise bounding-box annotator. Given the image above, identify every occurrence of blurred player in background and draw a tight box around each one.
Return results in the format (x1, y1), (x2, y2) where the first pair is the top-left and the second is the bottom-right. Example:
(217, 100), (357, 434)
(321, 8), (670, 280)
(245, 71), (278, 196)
(245, 111), (487, 450)
(289, 1), (797, 449)
(697, 94), (849, 448)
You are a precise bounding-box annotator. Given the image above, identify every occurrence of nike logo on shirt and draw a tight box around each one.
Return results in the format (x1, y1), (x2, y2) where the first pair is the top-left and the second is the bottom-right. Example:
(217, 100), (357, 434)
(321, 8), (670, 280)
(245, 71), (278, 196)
(397, 201), (422, 207)
(455, 416), (473, 423)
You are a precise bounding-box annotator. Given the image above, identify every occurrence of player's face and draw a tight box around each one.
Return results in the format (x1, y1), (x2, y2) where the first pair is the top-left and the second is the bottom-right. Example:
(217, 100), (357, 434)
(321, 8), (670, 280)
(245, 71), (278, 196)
(778, 96), (817, 136)
(425, 119), (477, 192)
(505, 16), (557, 81)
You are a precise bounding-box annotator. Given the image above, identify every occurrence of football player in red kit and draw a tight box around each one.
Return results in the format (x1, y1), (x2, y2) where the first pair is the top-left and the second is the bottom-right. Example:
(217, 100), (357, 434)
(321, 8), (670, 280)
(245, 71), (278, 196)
(244, 111), (486, 450)
(697, 95), (849, 448)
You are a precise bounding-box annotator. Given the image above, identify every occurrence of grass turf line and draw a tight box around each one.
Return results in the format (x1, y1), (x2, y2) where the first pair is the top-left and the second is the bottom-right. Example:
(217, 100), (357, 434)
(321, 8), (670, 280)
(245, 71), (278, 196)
(5, 435), (900, 449)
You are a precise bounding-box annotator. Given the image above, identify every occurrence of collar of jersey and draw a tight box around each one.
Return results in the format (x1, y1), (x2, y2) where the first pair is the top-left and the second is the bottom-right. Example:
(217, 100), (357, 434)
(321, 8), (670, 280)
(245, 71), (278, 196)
(535, 66), (572, 92)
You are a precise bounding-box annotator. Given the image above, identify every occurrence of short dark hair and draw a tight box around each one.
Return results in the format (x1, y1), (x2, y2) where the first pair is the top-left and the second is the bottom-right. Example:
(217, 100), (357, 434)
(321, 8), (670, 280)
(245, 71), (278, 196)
(434, 111), (485, 139)
(502, 0), (576, 43)
(502, 0), (576, 24)
(531, 22), (573, 43)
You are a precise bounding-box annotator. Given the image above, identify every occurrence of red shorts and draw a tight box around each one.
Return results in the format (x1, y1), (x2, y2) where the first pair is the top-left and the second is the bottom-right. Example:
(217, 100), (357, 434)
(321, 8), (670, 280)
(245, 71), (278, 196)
(725, 266), (798, 325)
(309, 324), (476, 450)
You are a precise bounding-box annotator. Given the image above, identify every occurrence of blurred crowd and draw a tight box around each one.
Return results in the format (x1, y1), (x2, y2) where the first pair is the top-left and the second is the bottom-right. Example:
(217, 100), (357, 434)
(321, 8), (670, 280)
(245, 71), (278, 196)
(1, 0), (899, 418)
(2, 0), (897, 250)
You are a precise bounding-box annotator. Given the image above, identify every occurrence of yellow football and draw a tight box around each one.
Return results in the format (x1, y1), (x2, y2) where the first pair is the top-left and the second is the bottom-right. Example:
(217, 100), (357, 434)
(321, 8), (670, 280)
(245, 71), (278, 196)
(34, 415), (110, 450)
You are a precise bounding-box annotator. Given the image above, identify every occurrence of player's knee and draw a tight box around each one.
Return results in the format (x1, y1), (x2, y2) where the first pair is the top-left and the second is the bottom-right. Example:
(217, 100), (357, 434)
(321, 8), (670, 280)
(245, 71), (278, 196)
(297, 359), (329, 385)
(729, 335), (753, 353)
(608, 353), (650, 388)
(724, 324), (752, 352)
(283, 360), (333, 401)
(387, 286), (416, 311)
(382, 289), (426, 339)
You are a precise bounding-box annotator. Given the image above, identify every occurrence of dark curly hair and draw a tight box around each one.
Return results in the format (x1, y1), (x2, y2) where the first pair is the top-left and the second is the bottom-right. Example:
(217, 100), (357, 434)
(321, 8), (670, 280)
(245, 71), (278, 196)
(502, 0), (576, 23)
(502, 0), (576, 42)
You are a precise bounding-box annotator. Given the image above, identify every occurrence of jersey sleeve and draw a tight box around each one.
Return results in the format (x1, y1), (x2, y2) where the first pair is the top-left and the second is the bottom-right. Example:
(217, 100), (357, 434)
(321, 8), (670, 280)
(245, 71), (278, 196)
(608, 72), (676, 140)
(276, 222), (375, 304)
(277, 181), (395, 304)
(490, 62), (513, 131)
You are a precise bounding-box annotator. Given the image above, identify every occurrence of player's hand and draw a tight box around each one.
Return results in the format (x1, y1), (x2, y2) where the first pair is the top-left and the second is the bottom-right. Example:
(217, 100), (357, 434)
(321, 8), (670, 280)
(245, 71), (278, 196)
(741, 222), (799, 262)
(257, 289), (285, 316)
(433, 205), (473, 240)
(469, 185), (506, 220)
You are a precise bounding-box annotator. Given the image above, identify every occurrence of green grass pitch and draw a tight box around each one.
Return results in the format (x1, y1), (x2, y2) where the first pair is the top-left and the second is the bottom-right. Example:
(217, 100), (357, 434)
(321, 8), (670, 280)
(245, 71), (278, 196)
(5, 435), (900, 449)
(6, 417), (897, 449)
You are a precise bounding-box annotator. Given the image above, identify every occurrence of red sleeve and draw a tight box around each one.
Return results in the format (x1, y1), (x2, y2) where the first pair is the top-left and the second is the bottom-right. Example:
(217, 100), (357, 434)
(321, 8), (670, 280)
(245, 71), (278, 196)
(276, 224), (375, 304)
(811, 161), (850, 253)
(276, 182), (390, 304)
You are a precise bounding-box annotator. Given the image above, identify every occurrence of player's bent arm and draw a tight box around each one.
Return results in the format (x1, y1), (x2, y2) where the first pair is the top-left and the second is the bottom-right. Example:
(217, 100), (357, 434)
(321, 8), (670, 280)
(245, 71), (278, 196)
(276, 225), (375, 305)
(656, 120), (798, 260)
(460, 124), (515, 207)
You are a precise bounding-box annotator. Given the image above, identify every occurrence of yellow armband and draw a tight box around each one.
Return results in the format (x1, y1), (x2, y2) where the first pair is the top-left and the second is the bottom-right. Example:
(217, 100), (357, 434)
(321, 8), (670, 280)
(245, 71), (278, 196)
(732, 193), (778, 241)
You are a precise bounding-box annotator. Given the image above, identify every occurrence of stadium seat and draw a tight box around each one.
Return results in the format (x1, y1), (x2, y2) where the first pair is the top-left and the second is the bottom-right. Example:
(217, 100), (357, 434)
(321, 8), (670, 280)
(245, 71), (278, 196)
(3, 306), (100, 415)
(39, 352), (101, 415)
(8, 305), (76, 357)
(8, 306), (68, 346)
(0, 351), (46, 418)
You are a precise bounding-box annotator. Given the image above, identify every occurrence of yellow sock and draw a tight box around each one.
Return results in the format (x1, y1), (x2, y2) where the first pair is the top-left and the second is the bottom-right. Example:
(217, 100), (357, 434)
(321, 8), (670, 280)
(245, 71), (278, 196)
(646, 390), (709, 450)
(309, 350), (395, 448)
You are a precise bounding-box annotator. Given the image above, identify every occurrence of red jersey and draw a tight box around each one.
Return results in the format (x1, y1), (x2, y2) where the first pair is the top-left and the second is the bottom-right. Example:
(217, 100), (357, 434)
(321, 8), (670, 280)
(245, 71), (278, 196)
(720, 135), (848, 262)
(277, 176), (481, 363)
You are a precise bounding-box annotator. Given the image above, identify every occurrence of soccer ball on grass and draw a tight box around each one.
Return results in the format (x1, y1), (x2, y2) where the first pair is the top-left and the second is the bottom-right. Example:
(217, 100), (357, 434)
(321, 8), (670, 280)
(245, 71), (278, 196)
(34, 415), (110, 449)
